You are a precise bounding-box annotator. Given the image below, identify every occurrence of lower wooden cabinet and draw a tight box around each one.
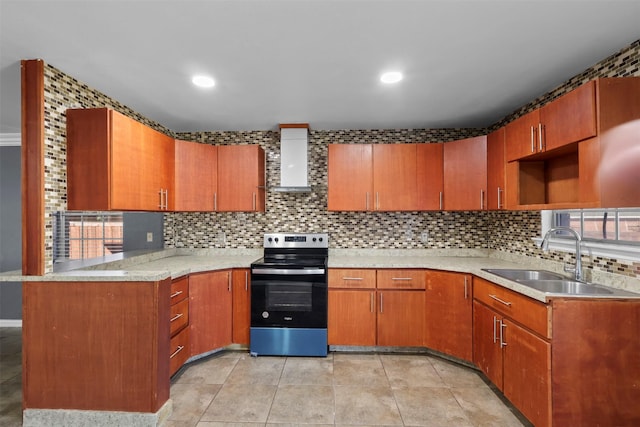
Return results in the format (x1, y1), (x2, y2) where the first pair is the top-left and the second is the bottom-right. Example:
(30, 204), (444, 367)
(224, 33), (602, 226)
(169, 276), (190, 376)
(328, 268), (424, 347)
(424, 271), (473, 361)
(189, 270), (232, 356)
(169, 327), (190, 376)
(232, 268), (251, 345)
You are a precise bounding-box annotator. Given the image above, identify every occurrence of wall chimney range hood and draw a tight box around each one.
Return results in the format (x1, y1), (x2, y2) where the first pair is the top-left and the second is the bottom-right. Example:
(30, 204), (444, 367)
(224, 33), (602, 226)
(273, 123), (312, 193)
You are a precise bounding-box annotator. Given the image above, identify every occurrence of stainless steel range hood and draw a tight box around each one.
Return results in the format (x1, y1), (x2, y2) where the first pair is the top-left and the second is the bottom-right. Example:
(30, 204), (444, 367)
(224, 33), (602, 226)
(273, 124), (311, 193)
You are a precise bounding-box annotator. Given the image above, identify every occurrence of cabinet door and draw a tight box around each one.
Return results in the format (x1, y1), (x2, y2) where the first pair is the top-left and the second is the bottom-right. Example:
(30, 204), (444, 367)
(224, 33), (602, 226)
(416, 143), (444, 210)
(472, 301), (503, 389)
(110, 110), (147, 210)
(503, 319), (551, 427)
(217, 145), (265, 212)
(327, 144), (373, 211)
(443, 136), (487, 210)
(541, 81), (596, 152)
(174, 140), (217, 211)
(189, 270), (232, 356)
(505, 110), (540, 162)
(232, 269), (251, 345)
(377, 290), (424, 347)
(372, 144), (418, 211)
(486, 127), (506, 210)
(139, 125), (175, 211)
(328, 289), (376, 346)
(424, 271), (472, 361)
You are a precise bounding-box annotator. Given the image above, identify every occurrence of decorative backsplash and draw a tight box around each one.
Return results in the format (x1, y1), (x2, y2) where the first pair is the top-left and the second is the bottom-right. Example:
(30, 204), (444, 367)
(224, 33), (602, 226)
(38, 40), (639, 278)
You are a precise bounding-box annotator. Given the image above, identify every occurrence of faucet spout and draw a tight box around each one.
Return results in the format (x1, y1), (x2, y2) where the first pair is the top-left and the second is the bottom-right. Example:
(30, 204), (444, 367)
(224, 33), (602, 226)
(540, 227), (583, 282)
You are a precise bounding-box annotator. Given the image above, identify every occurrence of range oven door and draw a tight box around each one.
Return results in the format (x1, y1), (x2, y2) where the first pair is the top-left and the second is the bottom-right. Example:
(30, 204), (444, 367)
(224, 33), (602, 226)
(251, 267), (327, 329)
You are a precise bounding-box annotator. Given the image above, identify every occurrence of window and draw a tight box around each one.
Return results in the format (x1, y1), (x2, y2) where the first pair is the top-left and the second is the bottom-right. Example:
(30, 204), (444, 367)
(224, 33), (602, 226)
(552, 209), (640, 243)
(54, 211), (123, 263)
(539, 208), (640, 261)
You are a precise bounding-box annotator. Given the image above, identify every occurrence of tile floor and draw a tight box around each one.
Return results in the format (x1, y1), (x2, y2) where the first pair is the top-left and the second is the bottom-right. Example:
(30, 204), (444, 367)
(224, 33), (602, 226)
(0, 327), (530, 426)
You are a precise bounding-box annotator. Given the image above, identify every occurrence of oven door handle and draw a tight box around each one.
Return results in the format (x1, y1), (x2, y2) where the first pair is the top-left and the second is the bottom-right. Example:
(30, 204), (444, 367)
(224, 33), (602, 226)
(251, 268), (325, 275)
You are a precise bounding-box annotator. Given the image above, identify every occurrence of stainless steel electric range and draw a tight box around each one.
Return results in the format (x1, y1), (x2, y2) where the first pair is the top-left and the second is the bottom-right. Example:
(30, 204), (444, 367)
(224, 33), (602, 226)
(250, 233), (329, 357)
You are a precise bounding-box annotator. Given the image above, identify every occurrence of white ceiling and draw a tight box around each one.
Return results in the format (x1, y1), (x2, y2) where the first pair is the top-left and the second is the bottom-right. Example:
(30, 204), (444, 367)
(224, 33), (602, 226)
(1, 0), (639, 133)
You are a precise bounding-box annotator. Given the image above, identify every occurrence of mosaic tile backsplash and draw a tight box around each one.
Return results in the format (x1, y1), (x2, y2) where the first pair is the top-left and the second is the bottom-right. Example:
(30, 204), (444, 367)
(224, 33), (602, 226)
(39, 40), (639, 278)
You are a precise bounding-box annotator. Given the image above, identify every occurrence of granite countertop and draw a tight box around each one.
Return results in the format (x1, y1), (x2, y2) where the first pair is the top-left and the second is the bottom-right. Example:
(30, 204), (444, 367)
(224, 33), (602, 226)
(2, 248), (639, 303)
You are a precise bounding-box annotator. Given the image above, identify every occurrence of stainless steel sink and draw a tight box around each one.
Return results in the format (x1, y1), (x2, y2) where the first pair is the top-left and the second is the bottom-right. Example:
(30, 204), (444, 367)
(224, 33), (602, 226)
(482, 268), (565, 281)
(516, 279), (614, 295)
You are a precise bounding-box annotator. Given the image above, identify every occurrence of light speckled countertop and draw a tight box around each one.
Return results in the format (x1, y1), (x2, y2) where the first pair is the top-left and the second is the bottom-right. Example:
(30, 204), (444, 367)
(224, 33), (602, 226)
(2, 248), (639, 303)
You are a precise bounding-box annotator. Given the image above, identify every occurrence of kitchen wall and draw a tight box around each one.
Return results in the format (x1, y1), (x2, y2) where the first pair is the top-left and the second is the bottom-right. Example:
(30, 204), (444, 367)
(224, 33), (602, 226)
(36, 39), (639, 281)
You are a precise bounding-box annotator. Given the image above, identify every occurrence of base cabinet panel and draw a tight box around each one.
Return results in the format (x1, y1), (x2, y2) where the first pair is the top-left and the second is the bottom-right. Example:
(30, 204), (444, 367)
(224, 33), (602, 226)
(328, 289), (376, 346)
(377, 290), (424, 347)
(232, 269), (251, 345)
(189, 270), (232, 356)
(472, 301), (503, 389)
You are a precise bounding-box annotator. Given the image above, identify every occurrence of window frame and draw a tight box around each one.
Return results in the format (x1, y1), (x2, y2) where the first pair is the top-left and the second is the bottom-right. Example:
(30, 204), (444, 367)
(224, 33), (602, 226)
(536, 209), (640, 262)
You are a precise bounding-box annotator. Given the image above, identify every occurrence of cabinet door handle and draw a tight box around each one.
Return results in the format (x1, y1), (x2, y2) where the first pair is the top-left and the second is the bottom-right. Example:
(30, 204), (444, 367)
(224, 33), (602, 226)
(252, 192), (257, 211)
(538, 123), (544, 151)
(530, 126), (535, 153)
(480, 189), (485, 210)
(245, 271), (248, 291)
(170, 313), (184, 322)
(214, 193), (217, 211)
(165, 189), (169, 210)
(392, 277), (412, 281)
(497, 187), (503, 210)
(439, 191), (443, 210)
(493, 315), (498, 344)
(228, 272), (232, 292)
(500, 321), (507, 348)
(370, 292), (374, 313)
(376, 192), (380, 211)
(464, 276), (468, 299)
(489, 294), (512, 307)
(365, 192), (369, 210)
(158, 189), (164, 209)
(380, 293), (384, 313)
(170, 290), (183, 299)
(170, 345), (185, 359)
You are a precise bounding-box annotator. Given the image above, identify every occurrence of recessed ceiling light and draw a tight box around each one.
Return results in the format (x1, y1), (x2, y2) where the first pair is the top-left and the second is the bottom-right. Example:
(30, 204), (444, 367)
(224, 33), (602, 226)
(380, 71), (403, 84)
(192, 75), (215, 88)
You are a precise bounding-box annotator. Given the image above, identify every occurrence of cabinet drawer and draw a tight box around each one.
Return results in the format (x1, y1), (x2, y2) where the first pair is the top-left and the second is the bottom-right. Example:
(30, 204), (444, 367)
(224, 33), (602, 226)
(377, 269), (426, 289)
(170, 276), (189, 304)
(169, 327), (189, 377)
(474, 277), (550, 338)
(329, 269), (376, 289)
(170, 298), (189, 337)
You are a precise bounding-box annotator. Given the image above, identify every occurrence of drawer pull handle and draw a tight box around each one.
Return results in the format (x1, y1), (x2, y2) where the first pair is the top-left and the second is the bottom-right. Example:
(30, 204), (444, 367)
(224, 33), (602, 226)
(343, 277), (363, 281)
(170, 290), (183, 298)
(170, 313), (184, 322)
(170, 345), (185, 359)
(489, 294), (512, 306)
(392, 277), (412, 281)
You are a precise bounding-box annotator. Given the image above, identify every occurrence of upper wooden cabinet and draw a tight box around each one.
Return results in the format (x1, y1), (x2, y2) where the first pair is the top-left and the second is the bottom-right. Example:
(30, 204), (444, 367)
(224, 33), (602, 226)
(217, 145), (266, 212)
(174, 140), (217, 211)
(508, 77), (640, 209)
(67, 108), (174, 211)
(486, 128), (506, 210)
(328, 143), (443, 211)
(443, 136), (488, 211)
(416, 143), (444, 210)
(505, 81), (597, 162)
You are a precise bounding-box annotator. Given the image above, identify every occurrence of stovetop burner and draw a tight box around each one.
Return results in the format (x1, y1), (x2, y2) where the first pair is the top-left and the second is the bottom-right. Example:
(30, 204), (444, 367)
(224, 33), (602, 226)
(252, 233), (329, 269)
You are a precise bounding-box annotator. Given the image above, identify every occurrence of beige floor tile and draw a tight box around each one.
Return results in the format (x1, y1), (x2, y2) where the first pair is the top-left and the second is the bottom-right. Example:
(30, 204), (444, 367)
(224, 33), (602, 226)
(452, 387), (527, 427)
(334, 384), (403, 425)
(431, 358), (487, 388)
(169, 383), (221, 423)
(267, 384), (334, 424)
(333, 355), (389, 386)
(279, 357), (334, 385)
(381, 354), (445, 388)
(174, 355), (239, 385)
(201, 383), (277, 423)
(225, 355), (285, 385)
(198, 423), (265, 427)
(393, 386), (474, 426)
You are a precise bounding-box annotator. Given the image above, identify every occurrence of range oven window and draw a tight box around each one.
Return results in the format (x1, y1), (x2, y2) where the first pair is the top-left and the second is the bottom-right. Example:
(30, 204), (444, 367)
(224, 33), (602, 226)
(266, 281), (313, 312)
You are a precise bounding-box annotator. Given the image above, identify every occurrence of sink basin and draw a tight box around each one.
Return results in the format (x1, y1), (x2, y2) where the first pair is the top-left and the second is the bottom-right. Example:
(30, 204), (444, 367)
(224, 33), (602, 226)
(516, 279), (614, 295)
(482, 268), (565, 281)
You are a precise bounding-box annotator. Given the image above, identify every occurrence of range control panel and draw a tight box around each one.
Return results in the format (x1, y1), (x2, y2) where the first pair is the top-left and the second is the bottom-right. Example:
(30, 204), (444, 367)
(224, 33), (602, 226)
(263, 233), (329, 249)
